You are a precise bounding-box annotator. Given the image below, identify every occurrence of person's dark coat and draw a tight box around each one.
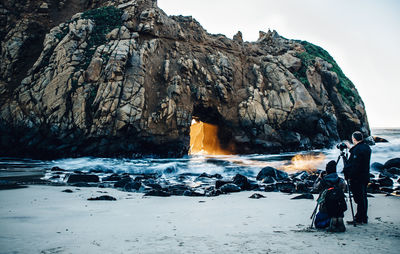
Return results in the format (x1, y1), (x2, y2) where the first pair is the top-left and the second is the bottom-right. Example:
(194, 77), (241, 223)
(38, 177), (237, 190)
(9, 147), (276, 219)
(343, 141), (371, 184)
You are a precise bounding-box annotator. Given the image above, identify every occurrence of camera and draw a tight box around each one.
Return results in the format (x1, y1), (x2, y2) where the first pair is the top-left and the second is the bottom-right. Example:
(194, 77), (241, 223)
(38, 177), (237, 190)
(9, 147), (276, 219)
(336, 142), (347, 151)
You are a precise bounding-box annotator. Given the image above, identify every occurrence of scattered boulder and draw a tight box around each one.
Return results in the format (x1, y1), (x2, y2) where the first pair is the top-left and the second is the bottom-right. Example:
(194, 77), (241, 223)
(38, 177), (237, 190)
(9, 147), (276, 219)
(67, 174), (99, 183)
(183, 189), (205, 196)
(51, 167), (65, 171)
(114, 177), (133, 188)
(380, 187), (394, 193)
(377, 177), (393, 187)
(124, 181), (141, 191)
(295, 182), (309, 193)
(256, 167), (288, 181)
(232, 174), (251, 190)
(367, 182), (380, 194)
(0, 182), (28, 190)
(263, 184), (276, 192)
(198, 172), (223, 179)
(261, 176), (275, 184)
(168, 184), (190, 195)
(379, 171), (394, 179)
(387, 167), (400, 175)
(220, 183), (241, 193)
(216, 180), (233, 189)
(373, 136), (389, 143)
(249, 193), (266, 199)
(291, 171), (309, 181)
(62, 189), (73, 193)
(384, 158), (400, 169)
(144, 190), (171, 197)
(103, 174), (122, 182)
(371, 162), (385, 171)
(276, 182), (295, 193)
(291, 193), (314, 200)
(87, 195), (116, 201)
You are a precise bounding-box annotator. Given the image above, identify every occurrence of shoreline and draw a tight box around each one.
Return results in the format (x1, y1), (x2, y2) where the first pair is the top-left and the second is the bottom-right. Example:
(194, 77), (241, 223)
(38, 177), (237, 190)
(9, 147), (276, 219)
(0, 185), (399, 253)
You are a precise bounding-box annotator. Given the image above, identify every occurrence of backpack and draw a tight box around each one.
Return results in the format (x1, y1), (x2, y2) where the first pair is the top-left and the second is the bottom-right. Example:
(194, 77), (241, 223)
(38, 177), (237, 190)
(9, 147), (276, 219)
(323, 186), (347, 217)
(314, 211), (330, 229)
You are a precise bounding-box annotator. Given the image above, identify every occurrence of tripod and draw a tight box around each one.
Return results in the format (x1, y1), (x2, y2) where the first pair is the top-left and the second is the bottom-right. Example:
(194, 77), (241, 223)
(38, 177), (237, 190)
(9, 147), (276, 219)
(337, 150), (357, 227)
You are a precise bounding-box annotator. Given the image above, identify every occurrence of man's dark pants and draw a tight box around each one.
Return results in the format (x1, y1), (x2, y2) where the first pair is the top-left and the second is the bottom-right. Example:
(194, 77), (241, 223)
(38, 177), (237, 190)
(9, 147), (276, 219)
(350, 181), (368, 222)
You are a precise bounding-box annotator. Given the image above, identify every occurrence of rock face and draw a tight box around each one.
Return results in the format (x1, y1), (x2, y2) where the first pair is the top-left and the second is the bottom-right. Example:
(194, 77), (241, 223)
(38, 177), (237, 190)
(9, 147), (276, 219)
(0, 0), (370, 158)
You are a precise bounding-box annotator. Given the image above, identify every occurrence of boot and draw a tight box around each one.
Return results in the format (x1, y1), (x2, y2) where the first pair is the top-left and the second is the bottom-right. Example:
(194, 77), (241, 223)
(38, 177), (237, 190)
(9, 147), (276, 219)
(337, 217), (346, 232)
(328, 218), (337, 232)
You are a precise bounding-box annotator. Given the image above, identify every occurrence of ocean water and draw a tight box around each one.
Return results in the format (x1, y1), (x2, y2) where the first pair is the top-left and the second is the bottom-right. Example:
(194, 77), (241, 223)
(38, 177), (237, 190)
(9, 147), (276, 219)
(0, 129), (399, 181)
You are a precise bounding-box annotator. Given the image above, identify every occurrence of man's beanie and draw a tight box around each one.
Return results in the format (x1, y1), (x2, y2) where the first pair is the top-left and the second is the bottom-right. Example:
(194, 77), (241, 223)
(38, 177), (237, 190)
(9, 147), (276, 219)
(326, 160), (337, 174)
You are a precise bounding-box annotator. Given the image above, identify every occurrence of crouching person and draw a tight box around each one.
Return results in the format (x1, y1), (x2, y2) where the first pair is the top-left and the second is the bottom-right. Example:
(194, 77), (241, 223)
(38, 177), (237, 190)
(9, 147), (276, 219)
(313, 160), (347, 232)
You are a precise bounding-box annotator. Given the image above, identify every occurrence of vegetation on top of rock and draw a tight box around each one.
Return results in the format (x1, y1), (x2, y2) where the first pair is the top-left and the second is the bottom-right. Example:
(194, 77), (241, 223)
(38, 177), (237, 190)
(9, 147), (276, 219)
(81, 6), (124, 69)
(294, 40), (360, 109)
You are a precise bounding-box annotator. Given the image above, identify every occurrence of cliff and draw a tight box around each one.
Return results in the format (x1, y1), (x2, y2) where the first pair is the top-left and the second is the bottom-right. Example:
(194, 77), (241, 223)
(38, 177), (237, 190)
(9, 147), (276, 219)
(0, 0), (370, 158)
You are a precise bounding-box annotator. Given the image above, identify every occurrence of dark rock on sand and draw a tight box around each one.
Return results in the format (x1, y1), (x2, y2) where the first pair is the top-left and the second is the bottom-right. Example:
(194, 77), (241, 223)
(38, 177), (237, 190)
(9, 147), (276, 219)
(263, 184), (276, 192)
(387, 167), (400, 175)
(379, 171), (395, 179)
(371, 162), (385, 171)
(67, 174), (99, 183)
(261, 176), (275, 184)
(168, 184), (190, 196)
(232, 174), (252, 190)
(145, 190), (171, 197)
(276, 182), (296, 193)
(51, 167), (65, 172)
(377, 177), (393, 187)
(257, 167), (288, 181)
(88, 195), (116, 201)
(220, 183), (241, 193)
(143, 179), (162, 190)
(291, 193), (314, 200)
(124, 181), (141, 192)
(216, 180), (233, 189)
(183, 189), (205, 197)
(305, 173), (319, 182)
(295, 182), (309, 193)
(103, 174), (122, 182)
(206, 188), (223, 197)
(291, 171), (309, 181)
(384, 158), (400, 169)
(198, 172), (223, 179)
(0, 181), (28, 190)
(62, 189), (73, 193)
(249, 193), (266, 199)
(373, 136), (389, 143)
(114, 177), (133, 188)
(367, 182), (381, 194)
(380, 187), (394, 193)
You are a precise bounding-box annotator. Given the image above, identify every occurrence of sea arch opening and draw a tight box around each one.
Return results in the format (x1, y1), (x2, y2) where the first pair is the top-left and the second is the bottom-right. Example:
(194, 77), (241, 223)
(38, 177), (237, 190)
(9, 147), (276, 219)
(189, 105), (235, 155)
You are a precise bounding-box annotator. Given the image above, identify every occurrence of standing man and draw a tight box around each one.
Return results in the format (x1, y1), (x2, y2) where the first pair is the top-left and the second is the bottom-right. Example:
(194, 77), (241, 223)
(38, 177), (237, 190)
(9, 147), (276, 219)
(343, 131), (372, 224)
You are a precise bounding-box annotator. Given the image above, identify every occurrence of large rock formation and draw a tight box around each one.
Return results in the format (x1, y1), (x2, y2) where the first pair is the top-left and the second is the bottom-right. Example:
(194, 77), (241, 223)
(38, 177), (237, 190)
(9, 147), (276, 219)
(0, 0), (370, 158)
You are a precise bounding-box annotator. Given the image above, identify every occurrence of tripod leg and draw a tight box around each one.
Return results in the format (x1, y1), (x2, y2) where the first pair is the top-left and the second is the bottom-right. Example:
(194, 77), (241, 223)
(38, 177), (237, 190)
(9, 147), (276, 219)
(310, 203), (318, 228)
(347, 180), (356, 227)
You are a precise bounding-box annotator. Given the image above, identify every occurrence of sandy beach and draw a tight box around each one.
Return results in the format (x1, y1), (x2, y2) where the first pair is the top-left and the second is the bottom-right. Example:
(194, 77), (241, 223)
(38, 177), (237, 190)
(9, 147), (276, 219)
(0, 185), (399, 254)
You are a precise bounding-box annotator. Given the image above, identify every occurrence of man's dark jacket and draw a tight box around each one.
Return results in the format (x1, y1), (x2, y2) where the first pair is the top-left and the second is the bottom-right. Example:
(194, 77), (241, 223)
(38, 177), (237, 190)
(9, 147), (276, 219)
(343, 141), (371, 183)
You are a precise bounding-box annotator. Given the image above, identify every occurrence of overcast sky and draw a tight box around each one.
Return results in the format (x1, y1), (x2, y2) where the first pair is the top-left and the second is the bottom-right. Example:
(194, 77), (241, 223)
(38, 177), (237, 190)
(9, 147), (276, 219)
(158, 0), (400, 128)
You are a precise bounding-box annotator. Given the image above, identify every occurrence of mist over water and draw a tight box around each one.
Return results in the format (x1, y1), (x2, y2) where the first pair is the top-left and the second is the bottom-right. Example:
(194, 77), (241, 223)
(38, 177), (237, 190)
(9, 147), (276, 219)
(1, 129), (399, 180)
